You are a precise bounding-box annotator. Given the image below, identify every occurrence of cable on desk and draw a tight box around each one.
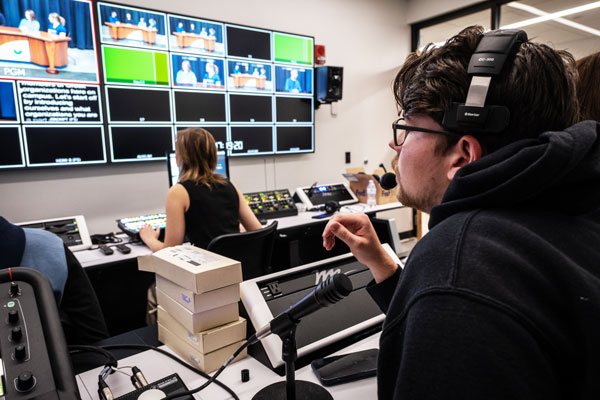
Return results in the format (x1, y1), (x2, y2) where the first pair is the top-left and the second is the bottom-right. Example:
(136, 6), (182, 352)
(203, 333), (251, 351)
(99, 343), (243, 400)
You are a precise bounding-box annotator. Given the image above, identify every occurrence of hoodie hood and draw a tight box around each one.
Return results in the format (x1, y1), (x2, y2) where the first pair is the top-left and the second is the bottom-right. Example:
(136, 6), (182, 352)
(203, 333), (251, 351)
(430, 120), (600, 228)
(0, 217), (26, 268)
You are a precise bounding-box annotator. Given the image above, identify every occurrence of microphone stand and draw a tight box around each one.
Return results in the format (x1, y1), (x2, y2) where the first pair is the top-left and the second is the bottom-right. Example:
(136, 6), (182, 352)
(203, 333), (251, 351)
(252, 324), (332, 400)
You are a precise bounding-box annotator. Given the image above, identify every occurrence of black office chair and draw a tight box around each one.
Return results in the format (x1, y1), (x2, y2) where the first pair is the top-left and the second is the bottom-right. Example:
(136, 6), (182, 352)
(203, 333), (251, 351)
(207, 221), (278, 280)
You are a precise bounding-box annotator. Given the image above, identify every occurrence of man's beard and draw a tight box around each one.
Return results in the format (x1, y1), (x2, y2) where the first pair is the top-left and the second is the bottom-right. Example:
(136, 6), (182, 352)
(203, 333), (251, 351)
(393, 155), (438, 214)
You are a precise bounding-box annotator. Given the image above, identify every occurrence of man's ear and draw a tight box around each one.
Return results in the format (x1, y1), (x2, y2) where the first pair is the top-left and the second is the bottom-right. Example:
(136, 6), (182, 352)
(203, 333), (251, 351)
(447, 135), (482, 181)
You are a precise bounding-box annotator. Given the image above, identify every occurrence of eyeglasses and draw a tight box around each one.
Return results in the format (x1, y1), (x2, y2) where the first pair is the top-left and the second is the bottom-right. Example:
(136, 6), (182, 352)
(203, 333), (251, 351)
(392, 117), (456, 146)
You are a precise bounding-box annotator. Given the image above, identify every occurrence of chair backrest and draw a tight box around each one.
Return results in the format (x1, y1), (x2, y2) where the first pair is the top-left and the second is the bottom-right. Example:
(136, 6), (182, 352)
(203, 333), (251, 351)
(207, 221), (278, 280)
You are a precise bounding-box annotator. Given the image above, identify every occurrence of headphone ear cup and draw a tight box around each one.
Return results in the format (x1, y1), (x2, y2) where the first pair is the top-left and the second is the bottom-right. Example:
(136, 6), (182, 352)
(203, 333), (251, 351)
(324, 201), (340, 214)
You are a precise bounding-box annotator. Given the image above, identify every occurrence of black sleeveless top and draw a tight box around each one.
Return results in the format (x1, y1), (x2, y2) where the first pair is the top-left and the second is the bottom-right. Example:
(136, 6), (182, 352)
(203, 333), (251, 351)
(179, 180), (240, 249)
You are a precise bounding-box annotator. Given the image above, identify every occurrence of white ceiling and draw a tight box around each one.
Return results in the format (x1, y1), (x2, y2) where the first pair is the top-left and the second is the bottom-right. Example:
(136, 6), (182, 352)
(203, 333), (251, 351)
(417, 0), (600, 58)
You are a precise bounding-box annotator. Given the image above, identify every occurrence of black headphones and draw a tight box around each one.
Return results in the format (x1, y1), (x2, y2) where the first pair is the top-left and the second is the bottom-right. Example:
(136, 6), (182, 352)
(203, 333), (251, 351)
(315, 200), (340, 214)
(442, 29), (528, 135)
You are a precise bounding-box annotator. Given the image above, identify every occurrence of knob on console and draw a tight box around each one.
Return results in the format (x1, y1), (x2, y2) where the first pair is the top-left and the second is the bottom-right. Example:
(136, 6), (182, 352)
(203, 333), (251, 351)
(14, 344), (26, 360)
(16, 371), (35, 392)
(8, 310), (19, 324)
(11, 326), (22, 341)
(10, 282), (20, 296)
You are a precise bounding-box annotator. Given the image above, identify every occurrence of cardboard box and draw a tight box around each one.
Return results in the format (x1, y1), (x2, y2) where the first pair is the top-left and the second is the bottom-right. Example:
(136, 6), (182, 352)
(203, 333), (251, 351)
(158, 306), (246, 353)
(157, 288), (238, 332)
(158, 323), (247, 373)
(138, 245), (242, 293)
(156, 275), (240, 313)
(344, 167), (398, 205)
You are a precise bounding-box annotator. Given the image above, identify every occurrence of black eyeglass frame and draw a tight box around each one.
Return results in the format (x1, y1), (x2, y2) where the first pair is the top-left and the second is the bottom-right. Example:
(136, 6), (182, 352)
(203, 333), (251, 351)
(392, 117), (460, 146)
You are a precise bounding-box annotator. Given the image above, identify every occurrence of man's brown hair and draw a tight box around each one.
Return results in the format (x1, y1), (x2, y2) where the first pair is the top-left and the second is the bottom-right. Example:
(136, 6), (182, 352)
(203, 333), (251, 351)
(394, 26), (579, 154)
(176, 127), (226, 187)
(576, 52), (600, 122)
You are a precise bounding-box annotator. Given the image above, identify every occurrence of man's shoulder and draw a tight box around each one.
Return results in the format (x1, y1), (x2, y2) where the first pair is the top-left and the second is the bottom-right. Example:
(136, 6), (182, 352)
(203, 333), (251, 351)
(23, 227), (64, 249)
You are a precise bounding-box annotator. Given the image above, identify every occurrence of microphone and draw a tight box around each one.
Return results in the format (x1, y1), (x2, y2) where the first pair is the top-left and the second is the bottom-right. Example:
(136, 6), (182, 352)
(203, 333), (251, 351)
(252, 273), (353, 342)
(379, 172), (397, 190)
(307, 181), (318, 198)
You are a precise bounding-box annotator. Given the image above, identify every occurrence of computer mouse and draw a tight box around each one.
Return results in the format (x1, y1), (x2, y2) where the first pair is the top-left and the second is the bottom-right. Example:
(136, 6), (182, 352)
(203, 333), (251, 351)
(116, 244), (131, 254)
(98, 244), (114, 255)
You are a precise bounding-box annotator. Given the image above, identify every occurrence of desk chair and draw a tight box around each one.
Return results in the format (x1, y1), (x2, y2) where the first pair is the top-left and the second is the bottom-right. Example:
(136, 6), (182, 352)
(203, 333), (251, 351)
(207, 221), (278, 280)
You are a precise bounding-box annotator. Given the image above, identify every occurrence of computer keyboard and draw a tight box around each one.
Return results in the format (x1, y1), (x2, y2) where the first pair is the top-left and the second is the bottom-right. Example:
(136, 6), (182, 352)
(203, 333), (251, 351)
(117, 213), (166, 238)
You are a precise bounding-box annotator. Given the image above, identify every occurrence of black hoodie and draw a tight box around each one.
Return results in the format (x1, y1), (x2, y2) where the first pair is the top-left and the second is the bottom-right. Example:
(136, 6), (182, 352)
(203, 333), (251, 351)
(367, 121), (600, 399)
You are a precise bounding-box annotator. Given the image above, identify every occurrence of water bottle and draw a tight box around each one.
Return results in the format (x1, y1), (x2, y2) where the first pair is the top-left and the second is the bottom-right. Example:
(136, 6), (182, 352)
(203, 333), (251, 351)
(366, 179), (377, 208)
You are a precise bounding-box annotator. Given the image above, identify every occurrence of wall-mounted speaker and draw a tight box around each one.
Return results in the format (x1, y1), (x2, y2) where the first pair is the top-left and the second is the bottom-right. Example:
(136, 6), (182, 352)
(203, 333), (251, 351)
(316, 66), (343, 104)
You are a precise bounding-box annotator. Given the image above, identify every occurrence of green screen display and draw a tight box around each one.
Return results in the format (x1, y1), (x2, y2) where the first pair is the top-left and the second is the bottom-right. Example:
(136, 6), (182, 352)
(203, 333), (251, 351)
(274, 33), (313, 65)
(103, 47), (169, 86)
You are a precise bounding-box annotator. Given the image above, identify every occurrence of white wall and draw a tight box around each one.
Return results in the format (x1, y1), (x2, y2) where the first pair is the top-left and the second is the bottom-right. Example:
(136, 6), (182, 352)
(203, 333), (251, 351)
(0, 0), (411, 233)
(405, 0), (480, 24)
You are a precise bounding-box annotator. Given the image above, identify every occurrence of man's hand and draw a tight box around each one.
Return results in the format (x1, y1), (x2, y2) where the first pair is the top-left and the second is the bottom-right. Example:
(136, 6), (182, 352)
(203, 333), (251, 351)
(322, 213), (398, 283)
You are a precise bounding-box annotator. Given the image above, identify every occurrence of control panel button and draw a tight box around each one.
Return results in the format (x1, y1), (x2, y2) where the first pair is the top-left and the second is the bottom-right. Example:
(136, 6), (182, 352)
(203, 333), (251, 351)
(10, 282), (20, 296)
(8, 309), (19, 324)
(11, 326), (22, 341)
(16, 371), (35, 392)
(14, 344), (26, 360)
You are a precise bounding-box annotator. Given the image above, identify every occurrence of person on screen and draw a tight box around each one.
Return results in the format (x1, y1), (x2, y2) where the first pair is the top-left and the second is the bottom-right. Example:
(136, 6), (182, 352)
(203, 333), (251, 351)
(138, 17), (147, 28)
(175, 22), (185, 33)
(232, 64), (241, 75)
(175, 60), (197, 86)
(284, 69), (302, 93)
(19, 10), (40, 32)
(47, 13), (67, 36)
(321, 25), (600, 398)
(202, 62), (221, 86)
(199, 27), (208, 37)
(125, 13), (133, 25)
(189, 23), (196, 33)
(208, 28), (216, 38)
(252, 67), (260, 77)
(139, 128), (262, 253)
(108, 11), (120, 24)
(148, 18), (157, 30)
(259, 67), (267, 78)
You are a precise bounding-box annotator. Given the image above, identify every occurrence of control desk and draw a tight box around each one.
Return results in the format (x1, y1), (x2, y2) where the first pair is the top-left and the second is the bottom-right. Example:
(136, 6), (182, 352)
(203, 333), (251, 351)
(244, 189), (298, 220)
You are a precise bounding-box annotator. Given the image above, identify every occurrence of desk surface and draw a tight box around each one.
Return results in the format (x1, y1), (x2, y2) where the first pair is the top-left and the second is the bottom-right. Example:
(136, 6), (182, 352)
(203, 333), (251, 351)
(73, 202), (404, 268)
(76, 331), (380, 400)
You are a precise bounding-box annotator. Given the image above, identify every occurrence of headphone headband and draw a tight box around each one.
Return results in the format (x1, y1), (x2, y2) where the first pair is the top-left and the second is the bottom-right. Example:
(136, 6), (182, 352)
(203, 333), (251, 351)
(442, 29), (528, 135)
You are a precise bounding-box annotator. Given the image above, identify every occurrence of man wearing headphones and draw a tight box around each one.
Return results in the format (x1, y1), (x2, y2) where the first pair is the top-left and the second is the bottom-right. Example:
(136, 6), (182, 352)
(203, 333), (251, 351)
(323, 25), (600, 398)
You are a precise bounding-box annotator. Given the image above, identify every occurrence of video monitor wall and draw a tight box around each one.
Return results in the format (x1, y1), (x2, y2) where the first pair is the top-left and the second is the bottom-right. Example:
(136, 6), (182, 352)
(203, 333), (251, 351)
(0, 0), (314, 169)
(0, 0), (105, 168)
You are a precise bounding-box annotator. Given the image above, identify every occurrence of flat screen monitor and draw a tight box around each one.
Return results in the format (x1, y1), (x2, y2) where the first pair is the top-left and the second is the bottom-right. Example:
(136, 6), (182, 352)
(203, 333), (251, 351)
(167, 150), (228, 187)
(0, 127), (25, 168)
(110, 126), (173, 162)
(24, 126), (106, 167)
(2, 0), (314, 169)
(107, 87), (172, 122)
(173, 91), (226, 123)
(230, 126), (273, 155)
(226, 25), (271, 61)
(229, 94), (272, 123)
(276, 97), (312, 123)
(276, 126), (313, 153)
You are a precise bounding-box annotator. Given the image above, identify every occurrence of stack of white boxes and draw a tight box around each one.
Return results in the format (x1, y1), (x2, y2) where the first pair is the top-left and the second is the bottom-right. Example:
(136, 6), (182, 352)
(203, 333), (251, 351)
(138, 245), (247, 373)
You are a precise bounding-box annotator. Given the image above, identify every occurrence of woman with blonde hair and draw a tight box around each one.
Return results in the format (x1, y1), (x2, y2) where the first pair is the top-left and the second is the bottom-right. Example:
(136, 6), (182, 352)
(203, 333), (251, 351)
(140, 128), (261, 251)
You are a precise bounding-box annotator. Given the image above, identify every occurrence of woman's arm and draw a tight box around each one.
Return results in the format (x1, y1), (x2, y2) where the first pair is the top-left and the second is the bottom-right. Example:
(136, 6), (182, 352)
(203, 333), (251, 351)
(139, 184), (189, 252)
(234, 184), (262, 232)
